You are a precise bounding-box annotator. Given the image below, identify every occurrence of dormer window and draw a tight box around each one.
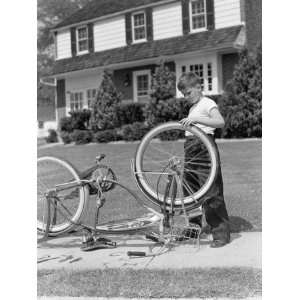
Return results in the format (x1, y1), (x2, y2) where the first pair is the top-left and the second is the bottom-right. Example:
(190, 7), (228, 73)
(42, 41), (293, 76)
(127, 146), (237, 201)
(76, 26), (89, 54)
(190, 0), (207, 32)
(132, 12), (146, 43)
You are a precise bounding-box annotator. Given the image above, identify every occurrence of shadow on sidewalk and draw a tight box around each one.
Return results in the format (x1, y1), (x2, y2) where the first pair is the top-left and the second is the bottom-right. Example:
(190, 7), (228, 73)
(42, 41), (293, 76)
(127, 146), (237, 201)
(229, 216), (253, 233)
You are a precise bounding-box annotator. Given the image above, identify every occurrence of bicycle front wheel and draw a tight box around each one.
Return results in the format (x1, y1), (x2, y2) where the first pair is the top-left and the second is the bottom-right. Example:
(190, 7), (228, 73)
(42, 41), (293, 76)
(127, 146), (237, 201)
(37, 156), (89, 236)
(134, 122), (219, 211)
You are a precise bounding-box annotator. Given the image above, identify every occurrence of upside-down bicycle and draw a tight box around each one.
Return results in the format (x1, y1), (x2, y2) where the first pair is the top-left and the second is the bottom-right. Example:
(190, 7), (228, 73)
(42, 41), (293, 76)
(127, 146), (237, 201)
(37, 122), (219, 256)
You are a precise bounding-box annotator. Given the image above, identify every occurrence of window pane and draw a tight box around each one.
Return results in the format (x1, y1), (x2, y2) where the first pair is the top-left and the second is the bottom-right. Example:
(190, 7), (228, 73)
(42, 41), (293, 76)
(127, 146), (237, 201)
(78, 28), (87, 39)
(79, 40), (88, 51)
(134, 13), (145, 26)
(192, 15), (205, 29)
(137, 74), (149, 97)
(207, 63), (213, 91)
(134, 27), (146, 40)
(192, 0), (205, 14)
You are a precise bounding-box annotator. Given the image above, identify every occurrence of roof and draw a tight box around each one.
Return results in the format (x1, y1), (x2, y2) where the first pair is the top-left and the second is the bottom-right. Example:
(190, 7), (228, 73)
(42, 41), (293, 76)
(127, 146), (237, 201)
(53, 0), (167, 30)
(50, 25), (243, 76)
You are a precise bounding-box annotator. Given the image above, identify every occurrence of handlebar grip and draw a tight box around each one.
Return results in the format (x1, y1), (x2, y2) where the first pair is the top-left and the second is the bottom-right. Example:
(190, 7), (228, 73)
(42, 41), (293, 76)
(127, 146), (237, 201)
(127, 251), (146, 257)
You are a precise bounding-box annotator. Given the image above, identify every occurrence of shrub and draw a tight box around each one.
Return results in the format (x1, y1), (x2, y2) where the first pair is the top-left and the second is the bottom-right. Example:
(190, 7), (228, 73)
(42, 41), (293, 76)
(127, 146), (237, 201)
(113, 102), (145, 127)
(150, 61), (176, 100)
(59, 116), (73, 133)
(218, 44), (262, 138)
(45, 129), (58, 143)
(93, 129), (121, 143)
(159, 129), (185, 141)
(68, 110), (91, 130)
(90, 70), (122, 130)
(70, 130), (93, 145)
(143, 97), (191, 127)
(59, 110), (91, 132)
(60, 131), (72, 144)
(121, 122), (149, 141)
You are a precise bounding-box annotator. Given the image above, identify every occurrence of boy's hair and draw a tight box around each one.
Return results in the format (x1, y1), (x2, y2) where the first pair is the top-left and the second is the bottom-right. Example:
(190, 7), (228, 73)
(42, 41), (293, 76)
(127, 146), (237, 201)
(177, 72), (202, 92)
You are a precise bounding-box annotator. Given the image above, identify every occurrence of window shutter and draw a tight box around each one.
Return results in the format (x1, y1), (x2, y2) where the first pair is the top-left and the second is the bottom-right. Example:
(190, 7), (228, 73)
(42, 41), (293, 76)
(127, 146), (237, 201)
(206, 0), (215, 30)
(146, 7), (153, 41)
(54, 31), (58, 59)
(56, 79), (66, 109)
(70, 27), (77, 56)
(125, 13), (132, 45)
(87, 23), (94, 53)
(182, 0), (190, 35)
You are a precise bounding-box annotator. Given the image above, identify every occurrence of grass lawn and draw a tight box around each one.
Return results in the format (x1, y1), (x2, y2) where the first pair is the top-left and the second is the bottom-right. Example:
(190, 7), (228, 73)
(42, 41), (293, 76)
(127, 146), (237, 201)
(38, 140), (261, 231)
(38, 267), (261, 298)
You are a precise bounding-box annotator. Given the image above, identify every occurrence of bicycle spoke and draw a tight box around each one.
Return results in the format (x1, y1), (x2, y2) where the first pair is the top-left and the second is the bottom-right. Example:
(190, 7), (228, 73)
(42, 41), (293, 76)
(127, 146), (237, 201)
(181, 179), (198, 203)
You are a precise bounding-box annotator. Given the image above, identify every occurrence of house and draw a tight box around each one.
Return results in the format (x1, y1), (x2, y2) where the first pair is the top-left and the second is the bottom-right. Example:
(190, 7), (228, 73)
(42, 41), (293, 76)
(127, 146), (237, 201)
(46, 0), (261, 128)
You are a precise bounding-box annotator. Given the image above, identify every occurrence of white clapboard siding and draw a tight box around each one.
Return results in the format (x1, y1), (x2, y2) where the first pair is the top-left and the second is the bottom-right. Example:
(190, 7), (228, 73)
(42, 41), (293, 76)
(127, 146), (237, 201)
(94, 15), (126, 52)
(214, 0), (242, 29)
(56, 30), (71, 59)
(153, 1), (182, 40)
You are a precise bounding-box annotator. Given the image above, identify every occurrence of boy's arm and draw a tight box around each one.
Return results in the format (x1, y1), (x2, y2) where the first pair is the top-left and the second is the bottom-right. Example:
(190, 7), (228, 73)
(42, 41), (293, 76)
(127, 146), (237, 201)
(180, 107), (225, 128)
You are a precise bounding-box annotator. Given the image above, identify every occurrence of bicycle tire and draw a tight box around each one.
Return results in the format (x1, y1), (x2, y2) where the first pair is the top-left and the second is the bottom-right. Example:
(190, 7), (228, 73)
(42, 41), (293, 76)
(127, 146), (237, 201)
(133, 122), (219, 211)
(37, 156), (89, 236)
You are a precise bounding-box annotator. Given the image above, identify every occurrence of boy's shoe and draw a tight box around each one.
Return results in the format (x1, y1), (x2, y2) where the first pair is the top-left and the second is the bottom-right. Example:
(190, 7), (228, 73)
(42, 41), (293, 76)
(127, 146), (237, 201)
(210, 240), (228, 248)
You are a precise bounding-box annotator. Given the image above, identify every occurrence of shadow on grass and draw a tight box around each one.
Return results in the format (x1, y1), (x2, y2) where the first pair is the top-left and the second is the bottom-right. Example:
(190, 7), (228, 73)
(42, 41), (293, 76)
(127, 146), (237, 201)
(229, 216), (254, 233)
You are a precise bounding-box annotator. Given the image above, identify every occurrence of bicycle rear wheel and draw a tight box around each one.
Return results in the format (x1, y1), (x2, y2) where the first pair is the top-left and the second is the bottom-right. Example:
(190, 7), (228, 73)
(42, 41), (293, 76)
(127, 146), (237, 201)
(134, 122), (219, 211)
(37, 156), (89, 236)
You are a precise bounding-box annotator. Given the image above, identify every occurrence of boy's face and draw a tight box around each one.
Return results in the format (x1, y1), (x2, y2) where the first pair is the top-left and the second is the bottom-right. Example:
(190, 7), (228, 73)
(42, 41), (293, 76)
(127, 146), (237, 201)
(182, 84), (203, 104)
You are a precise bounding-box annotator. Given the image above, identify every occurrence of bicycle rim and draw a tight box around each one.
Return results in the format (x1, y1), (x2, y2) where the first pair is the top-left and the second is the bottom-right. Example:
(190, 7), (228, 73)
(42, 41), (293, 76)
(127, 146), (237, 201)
(37, 156), (88, 236)
(134, 122), (219, 211)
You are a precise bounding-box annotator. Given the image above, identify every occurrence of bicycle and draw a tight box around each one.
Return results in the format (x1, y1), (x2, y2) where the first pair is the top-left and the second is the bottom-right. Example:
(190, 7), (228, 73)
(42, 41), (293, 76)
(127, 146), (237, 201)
(37, 122), (219, 255)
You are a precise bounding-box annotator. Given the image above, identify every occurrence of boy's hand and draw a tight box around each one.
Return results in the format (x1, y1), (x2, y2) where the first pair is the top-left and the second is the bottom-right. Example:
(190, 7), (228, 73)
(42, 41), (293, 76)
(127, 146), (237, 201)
(180, 118), (195, 127)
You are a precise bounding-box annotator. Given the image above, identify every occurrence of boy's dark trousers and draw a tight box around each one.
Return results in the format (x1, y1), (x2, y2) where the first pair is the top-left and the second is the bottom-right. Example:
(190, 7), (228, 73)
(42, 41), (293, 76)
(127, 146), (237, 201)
(183, 135), (230, 244)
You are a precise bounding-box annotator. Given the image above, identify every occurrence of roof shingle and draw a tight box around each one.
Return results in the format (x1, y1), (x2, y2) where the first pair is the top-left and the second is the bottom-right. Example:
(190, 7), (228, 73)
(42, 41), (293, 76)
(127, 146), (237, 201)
(51, 25), (243, 76)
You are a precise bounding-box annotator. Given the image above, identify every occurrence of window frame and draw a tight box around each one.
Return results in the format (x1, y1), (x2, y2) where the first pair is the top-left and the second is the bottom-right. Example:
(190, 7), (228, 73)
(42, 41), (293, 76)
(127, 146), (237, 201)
(133, 70), (151, 102)
(189, 0), (207, 33)
(131, 11), (147, 43)
(69, 90), (85, 112)
(76, 26), (89, 55)
(86, 88), (97, 109)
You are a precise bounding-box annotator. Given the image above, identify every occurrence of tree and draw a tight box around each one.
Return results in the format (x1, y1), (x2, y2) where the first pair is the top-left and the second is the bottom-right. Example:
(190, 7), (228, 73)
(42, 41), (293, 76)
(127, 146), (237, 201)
(90, 70), (123, 130)
(150, 61), (176, 101)
(37, 0), (93, 107)
(37, 0), (92, 51)
(219, 44), (262, 138)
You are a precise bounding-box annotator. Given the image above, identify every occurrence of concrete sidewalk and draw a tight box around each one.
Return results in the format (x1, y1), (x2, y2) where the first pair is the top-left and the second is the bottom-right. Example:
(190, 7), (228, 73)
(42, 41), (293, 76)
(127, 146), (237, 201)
(38, 231), (261, 270)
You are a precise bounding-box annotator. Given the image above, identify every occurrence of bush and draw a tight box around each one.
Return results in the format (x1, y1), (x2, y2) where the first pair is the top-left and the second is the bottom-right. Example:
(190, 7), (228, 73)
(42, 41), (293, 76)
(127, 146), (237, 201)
(60, 131), (72, 144)
(59, 116), (73, 133)
(113, 102), (145, 127)
(150, 61), (176, 100)
(70, 130), (93, 145)
(218, 45), (262, 138)
(121, 122), (149, 141)
(59, 109), (91, 132)
(45, 129), (58, 143)
(143, 97), (191, 127)
(93, 129), (121, 143)
(90, 70), (122, 130)
(159, 129), (185, 141)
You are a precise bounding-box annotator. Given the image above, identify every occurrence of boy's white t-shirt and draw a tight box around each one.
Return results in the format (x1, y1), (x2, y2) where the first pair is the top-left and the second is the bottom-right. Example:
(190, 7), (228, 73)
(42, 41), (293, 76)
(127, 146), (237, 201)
(186, 96), (218, 136)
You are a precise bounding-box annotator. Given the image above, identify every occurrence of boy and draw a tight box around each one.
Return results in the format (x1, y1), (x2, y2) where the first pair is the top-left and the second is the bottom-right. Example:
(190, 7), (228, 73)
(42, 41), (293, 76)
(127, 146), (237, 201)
(177, 72), (230, 248)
